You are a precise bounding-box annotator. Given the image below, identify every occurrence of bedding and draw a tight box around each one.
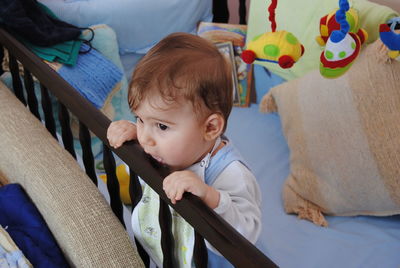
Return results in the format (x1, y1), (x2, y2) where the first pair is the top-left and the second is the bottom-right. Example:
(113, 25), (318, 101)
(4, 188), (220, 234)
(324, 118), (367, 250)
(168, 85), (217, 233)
(0, 184), (69, 268)
(1, 24), (131, 160)
(246, 0), (399, 80)
(0, 225), (32, 268)
(1, 24), (126, 117)
(0, 81), (144, 267)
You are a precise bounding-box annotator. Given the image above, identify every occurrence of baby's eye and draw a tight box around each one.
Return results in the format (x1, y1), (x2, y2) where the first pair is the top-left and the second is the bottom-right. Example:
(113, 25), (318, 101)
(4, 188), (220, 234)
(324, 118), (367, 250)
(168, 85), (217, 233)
(135, 116), (143, 124)
(157, 123), (168, 131)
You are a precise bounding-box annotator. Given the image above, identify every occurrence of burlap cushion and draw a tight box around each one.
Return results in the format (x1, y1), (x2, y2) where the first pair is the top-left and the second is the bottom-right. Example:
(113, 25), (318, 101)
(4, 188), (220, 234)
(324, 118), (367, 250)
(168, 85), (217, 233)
(0, 82), (144, 267)
(260, 39), (400, 226)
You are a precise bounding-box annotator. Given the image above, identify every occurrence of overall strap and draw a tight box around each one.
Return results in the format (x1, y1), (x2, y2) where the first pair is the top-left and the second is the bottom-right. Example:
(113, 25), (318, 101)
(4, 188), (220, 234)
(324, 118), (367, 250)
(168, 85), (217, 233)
(204, 141), (248, 186)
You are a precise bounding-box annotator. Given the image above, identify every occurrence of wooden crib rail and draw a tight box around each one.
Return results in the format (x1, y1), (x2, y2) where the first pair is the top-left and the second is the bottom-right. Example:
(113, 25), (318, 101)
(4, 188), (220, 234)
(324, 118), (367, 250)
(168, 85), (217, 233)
(0, 27), (277, 268)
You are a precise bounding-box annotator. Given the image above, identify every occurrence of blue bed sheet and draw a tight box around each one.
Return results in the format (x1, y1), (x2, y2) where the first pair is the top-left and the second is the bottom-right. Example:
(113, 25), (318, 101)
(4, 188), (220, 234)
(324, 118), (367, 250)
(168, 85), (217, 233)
(225, 65), (400, 268)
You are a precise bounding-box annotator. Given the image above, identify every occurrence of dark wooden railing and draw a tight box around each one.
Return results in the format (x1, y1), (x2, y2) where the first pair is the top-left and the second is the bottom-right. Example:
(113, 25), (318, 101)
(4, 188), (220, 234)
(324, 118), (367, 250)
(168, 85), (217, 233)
(0, 24), (277, 268)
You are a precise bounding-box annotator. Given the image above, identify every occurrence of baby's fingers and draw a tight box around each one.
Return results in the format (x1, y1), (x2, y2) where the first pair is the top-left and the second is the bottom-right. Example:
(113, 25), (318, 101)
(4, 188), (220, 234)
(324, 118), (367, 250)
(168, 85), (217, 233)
(108, 133), (124, 148)
(174, 188), (185, 202)
(107, 121), (137, 148)
(164, 187), (176, 204)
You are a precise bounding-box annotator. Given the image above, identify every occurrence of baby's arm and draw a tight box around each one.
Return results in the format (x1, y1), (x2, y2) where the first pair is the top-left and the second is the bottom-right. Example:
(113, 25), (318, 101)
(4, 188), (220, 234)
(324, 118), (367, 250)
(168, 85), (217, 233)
(211, 162), (261, 244)
(163, 163), (261, 244)
(107, 120), (137, 148)
(163, 170), (220, 208)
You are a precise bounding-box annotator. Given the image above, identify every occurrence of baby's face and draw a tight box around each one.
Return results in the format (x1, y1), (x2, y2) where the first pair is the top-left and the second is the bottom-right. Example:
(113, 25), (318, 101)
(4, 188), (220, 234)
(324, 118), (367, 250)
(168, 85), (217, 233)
(134, 94), (210, 171)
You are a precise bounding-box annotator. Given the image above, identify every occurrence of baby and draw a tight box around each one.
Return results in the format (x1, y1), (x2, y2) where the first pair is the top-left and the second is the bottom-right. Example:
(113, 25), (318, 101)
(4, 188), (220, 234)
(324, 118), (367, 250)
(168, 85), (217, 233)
(107, 32), (261, 268)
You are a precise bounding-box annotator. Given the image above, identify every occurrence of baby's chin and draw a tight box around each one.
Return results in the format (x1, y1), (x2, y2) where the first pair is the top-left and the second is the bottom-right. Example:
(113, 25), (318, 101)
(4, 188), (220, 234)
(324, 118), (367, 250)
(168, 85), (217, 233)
(168, 163), (192, 172)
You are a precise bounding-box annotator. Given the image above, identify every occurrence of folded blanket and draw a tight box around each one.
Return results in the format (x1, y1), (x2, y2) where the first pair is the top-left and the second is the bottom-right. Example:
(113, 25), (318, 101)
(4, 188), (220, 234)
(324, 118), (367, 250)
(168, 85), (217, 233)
(50, 43), (123, 109)
(0, 184), (69, 268)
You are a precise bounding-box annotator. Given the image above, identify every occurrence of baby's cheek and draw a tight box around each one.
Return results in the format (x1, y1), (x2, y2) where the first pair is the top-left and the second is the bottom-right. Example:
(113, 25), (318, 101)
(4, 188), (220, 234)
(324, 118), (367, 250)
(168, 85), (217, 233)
(164, 150), (182, 164)
(163, 148), (189, 168)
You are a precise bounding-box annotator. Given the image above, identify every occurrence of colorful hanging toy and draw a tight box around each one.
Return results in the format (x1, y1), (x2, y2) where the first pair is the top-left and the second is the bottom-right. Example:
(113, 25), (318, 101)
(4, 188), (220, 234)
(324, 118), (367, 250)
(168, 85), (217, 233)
(241, 0), (304, 69)
(318, 0), (368, 78)
(379, 17), (400, 60)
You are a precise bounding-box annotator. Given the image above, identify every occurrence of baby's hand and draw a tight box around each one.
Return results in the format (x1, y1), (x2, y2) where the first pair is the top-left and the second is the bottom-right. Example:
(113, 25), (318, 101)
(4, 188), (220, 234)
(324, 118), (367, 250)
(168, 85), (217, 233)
(107, 120), (137, 149)
(163, 170), (220, 208)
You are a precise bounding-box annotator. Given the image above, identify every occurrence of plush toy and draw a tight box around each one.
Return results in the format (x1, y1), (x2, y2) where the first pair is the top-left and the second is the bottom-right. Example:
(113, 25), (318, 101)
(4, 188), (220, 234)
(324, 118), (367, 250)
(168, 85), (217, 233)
(379, 17), (400, 60)
(241, 0), (304, 69)
(316, 7), (367, 46)
(319, 0), (367, 78)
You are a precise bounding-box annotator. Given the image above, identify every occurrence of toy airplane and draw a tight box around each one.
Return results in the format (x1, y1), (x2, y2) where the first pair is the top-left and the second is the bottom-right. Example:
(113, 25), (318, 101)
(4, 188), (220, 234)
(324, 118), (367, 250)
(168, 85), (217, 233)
(379, 17), (400, 60)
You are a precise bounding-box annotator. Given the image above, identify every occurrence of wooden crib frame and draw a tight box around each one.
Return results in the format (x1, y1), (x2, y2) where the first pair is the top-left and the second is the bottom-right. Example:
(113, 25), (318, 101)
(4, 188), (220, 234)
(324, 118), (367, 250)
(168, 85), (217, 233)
(0, 2), (277, 267)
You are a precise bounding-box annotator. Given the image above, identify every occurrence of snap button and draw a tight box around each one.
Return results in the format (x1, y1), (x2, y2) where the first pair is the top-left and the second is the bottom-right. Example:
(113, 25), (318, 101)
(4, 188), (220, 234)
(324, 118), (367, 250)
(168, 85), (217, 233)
(200, 160), (206, 167)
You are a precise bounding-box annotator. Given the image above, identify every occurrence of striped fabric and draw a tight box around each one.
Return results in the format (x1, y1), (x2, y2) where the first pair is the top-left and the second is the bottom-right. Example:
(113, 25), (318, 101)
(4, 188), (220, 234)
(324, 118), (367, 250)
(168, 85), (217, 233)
(260, 39), (400, 226)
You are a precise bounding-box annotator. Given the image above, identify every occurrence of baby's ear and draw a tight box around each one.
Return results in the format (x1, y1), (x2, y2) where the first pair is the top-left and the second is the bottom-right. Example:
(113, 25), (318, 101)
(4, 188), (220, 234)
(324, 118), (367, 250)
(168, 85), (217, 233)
(203, 113), (225, 141)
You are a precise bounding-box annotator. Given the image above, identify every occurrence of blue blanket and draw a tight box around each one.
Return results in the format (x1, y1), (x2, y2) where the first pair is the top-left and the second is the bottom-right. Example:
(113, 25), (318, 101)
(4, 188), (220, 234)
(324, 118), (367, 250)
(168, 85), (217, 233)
(0, 184), (69, 268)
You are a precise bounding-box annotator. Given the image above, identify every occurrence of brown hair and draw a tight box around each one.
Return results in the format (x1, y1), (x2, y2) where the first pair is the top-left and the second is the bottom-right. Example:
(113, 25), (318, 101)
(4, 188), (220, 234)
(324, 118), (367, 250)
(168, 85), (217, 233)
(128, 32), (233, 131)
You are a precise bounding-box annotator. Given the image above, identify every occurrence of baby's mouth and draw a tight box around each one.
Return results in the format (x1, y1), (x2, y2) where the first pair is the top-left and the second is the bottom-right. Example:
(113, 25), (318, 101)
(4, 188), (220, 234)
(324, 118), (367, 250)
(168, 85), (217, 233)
(151, 155), (163, 164)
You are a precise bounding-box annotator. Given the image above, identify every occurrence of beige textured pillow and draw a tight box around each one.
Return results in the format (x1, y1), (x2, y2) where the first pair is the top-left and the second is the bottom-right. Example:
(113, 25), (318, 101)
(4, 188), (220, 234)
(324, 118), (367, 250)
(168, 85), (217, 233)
(0, 82), (144, 267)
(260, 39), (400, 226)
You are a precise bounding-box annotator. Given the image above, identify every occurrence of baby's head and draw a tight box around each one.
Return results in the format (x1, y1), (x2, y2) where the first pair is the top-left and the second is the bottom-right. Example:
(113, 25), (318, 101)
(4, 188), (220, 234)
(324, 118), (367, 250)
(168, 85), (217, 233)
(128, 32), (233, 132)
(127, 32), (233, 170)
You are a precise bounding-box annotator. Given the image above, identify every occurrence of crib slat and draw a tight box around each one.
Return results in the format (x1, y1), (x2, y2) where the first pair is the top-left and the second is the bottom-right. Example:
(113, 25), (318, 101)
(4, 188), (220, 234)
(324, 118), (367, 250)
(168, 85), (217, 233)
(212, 0), (229, 23)
(103, 144), (125, 226)
(159, 199), (174, 268)
(0, 45), (4, 76)
(58, 103), (76, 159)
(239, 0), (247, 24)
(193, 231), (208, 268)
(23, 68), (41, 120)
(8, 54), (26, 106)
(129, 169), (142, 209)
(40, 84), (58, 140)
(79, 121), (98, 186)
(134, 237), (150, 268)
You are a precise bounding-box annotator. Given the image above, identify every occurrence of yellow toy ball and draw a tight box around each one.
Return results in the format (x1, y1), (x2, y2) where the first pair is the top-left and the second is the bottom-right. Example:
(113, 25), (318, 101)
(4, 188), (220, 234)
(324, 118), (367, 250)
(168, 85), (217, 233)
(99, 164), (132, 205)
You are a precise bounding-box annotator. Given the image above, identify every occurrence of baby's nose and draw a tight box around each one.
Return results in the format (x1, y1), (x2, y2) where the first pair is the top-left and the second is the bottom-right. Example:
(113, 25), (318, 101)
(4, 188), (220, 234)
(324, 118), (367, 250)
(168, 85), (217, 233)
(139, 129), (155, 147)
